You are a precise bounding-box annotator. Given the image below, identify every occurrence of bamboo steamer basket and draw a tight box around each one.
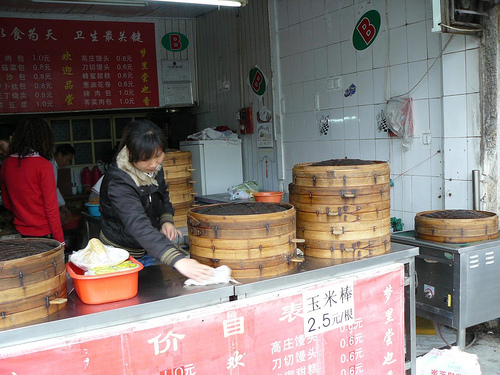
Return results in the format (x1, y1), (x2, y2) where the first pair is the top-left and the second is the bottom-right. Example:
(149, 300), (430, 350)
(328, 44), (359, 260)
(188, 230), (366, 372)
(187, 202), (300, 279)
(163, 149), (196, 228)
(291, 159), (391, 259)
(415, 209), (499, 243)
(0, 239), (67, 330)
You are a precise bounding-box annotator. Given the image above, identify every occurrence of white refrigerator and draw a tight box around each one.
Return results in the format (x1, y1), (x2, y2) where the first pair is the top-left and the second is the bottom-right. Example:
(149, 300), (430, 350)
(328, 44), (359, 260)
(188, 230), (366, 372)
(179, 139), (243, 196)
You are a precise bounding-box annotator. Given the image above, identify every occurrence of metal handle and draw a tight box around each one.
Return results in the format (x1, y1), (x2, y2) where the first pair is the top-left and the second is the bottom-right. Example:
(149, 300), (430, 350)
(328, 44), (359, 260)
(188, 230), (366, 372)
(331, 227), (344, 235)
(49, 298), (67, 305)
(189, 217), (201, 227)
(326, 207), (341, 216)
(341, 190), (356, 198)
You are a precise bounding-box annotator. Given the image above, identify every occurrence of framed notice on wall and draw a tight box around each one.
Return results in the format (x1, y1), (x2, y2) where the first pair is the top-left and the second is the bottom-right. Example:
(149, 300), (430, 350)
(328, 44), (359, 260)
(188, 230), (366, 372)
(161, 60), (191, 82)
(164, 82), (193, 105)
(0, 17), (160, 114)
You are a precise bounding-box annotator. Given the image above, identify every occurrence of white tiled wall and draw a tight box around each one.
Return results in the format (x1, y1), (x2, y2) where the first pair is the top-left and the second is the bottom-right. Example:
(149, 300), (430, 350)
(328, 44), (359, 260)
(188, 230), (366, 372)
(276, 0), (481, 230)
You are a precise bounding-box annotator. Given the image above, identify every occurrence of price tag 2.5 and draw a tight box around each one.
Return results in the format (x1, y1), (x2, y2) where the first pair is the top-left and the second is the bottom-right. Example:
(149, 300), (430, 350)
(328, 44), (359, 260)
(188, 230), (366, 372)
(302, 279), (355, 337)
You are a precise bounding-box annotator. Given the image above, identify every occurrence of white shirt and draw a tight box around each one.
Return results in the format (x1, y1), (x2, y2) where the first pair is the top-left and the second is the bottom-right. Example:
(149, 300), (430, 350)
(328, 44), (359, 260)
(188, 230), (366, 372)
(51, 158), (66, 207)
(91, 175), (104, 195)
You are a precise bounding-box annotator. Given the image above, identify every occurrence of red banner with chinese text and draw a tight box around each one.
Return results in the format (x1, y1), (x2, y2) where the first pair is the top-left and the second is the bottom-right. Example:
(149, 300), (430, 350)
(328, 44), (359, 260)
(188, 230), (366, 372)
(0, 264), (405, 375)
(0, 17), (159, 113)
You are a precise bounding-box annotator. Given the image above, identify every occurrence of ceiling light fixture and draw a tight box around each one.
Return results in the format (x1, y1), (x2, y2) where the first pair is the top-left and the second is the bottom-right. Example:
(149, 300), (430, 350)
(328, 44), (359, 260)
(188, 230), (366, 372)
(29, 0), (247, 7)
(29, 0), (148, 6)
(153, 0), (246, 6)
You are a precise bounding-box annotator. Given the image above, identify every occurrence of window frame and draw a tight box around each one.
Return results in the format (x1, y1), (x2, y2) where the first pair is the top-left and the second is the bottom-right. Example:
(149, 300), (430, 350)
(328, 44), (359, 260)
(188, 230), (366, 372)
(49, 114), (147, 167)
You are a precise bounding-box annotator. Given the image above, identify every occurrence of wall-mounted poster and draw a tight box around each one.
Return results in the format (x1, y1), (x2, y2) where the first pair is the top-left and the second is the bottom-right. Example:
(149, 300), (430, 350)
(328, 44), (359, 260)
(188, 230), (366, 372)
(0, 17), (159, 114)
(257, 123), (273, 148)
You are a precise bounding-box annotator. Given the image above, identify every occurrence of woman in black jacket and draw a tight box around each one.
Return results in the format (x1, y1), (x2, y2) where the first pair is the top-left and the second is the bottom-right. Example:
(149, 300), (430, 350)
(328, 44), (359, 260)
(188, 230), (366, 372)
(99, 119), (212, 282)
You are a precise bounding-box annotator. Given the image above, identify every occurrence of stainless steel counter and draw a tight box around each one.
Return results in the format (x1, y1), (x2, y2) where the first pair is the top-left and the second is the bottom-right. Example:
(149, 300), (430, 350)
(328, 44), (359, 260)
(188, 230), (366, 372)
(234, 242), (419, 374)
(0, 242), (418, 374)
(391, 230), (500, 349)
(234, 242), (417, 297)
(0, 265), (233, 349)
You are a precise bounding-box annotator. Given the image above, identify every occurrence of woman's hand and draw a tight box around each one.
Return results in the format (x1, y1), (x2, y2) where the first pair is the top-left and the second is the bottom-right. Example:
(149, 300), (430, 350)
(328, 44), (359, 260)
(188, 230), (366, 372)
(173, 258), (214, 283)
(161, 222), (182, 241)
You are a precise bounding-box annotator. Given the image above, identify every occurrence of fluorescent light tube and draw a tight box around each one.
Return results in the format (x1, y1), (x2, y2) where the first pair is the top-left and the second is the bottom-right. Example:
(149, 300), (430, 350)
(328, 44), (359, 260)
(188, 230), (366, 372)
(152, 0), (246, 6)
(29, 0), (148, 6)
(29, 0), (247, 6)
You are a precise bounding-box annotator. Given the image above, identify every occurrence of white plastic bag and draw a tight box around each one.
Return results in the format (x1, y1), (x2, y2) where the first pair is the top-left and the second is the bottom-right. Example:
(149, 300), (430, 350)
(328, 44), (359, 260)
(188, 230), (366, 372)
(386, 97), (414, 148)
(228, 181), (259, 200)
(416, 346), (481, 375)
(187, 127), (239, 141)
(69, 239), (129, 271)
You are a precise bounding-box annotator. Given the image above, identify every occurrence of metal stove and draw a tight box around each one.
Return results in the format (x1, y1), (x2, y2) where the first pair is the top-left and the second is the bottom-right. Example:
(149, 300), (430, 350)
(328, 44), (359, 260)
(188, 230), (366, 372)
(391, 230), (500, 348)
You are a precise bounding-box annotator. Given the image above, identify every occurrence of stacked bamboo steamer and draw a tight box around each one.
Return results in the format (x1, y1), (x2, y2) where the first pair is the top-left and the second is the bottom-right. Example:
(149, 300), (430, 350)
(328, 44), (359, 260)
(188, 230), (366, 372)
(0, 239), (67, 329)
(415, 209), (499, 243)
(290, 159), (391, 259)
(187, 202), (301, 279)
(163, 149), (196, 228)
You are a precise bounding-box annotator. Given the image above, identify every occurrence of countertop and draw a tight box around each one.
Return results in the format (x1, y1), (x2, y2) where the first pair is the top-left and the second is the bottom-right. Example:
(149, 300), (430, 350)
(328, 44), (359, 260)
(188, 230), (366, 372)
(196, 192), (290, 205)
(0, 243), (418, 349)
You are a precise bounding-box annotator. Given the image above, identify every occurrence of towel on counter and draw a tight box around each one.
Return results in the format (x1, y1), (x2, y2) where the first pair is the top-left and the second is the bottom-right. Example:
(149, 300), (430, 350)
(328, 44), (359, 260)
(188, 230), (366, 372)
(184, 265), (240, 286)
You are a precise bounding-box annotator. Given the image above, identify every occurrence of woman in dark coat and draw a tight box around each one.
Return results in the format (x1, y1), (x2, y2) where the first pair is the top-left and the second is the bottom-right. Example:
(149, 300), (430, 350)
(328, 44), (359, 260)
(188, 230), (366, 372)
(99, 119), (212, 282)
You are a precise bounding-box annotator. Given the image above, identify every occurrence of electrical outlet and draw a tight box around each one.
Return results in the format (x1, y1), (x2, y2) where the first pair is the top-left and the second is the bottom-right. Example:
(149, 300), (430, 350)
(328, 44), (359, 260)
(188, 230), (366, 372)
(326, 76), (342, 90)
(422, 131), (431, 145)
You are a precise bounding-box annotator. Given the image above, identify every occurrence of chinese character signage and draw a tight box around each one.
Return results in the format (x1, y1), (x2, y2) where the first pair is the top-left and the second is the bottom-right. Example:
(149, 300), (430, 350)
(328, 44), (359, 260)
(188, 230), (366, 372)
(0, 264), (404, 375)
(0, 17), (159, 113)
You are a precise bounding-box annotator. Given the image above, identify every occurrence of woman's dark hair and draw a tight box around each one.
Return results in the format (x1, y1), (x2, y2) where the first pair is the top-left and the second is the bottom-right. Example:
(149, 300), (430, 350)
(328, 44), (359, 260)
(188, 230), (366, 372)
(119, 119), (167, 163)
(10, 118), (54, 161)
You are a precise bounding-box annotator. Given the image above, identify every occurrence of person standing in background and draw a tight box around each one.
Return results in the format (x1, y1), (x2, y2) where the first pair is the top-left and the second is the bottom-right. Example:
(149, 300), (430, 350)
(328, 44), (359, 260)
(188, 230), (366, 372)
(51, 144), (75, 225)
(0, 118), (65, 245)
(0, 140), (9, 157)
(0, 125), (14, 159)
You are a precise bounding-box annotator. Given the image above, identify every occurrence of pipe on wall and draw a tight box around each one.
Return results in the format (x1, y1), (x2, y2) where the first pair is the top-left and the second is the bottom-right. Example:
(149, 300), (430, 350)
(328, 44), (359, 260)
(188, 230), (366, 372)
(472, 169), (480, 210)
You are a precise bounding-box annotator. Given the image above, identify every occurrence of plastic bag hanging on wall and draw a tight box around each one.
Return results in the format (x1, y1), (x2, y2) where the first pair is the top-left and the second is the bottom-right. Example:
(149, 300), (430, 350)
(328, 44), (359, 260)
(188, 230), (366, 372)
(386, 97), (414, 149)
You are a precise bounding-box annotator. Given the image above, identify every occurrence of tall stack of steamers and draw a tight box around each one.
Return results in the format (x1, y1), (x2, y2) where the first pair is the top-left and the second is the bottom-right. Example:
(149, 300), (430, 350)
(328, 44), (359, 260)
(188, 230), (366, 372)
(162, 149), (196, 228)
(187, 158), (392, 279)
(290, 159), (391, 259)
